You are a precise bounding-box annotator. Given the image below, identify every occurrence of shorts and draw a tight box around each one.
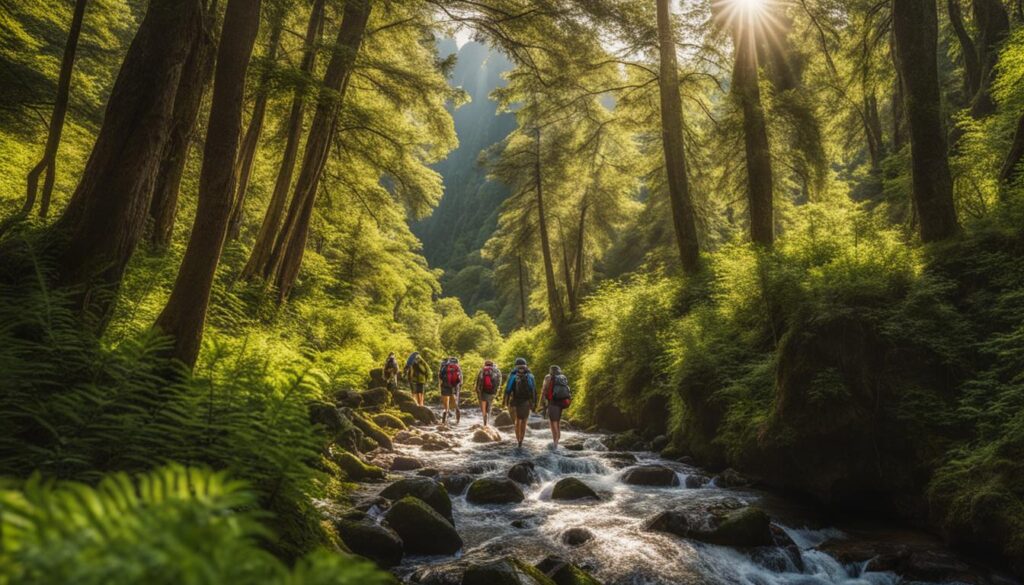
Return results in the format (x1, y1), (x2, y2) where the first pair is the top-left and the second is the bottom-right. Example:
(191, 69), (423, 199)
(479, 392), (495, 409)
(547, 403), (563, 422)
(441, 385), (456, 397)
(411, 383), (424, 394)
(512, 401), (532, 421)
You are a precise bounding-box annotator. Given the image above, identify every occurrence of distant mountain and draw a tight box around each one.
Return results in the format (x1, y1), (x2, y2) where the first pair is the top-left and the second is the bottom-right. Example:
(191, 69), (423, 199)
(415, 41), (516, 319)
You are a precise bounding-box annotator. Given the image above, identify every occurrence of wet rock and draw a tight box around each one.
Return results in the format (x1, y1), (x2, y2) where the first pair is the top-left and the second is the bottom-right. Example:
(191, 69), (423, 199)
(313, 406), (362, 453)
(528, 419), (548, 430)
(582, 438), (607, 452)
(472, 425), (503, 443)
(684, 474), (710, 488)
(659, 445), (685, 460)
(677, 455), (695, 465)
(601, 452), (638, 469)
(390, 455), (424, 471)
(353, 496), (391, 513)
(462, 558), (553, 585)
(372, 412), (407, 430)
(713, 468), (752, 488)
(650, 435), (670, 452)
(361, 387), (391, 408)
(494, 411), (514, 428)
(594, 403), (631, 432)
(467, 478), (526, 505)
(368, 368), (387, 388)
(817, 536), (985, 583)
(334, 388), (363, 409)
(349, 410), (394, 450)
(535, 556), (601, 585)
(384, 496), (462, 556)
(380, 477), (453, 522)
(467, 462), (501, 475)
(393, 430), (423, 445)
(621, 464), (680, 487)
(334, 517), (403, 567)
(603, 430), (646, 451)
(389, 386), (416, 406)
(646, 506), (773, 547)
(562, 439), (585, 451)
(440, 473), (474, 496)
(561, 527), (594, 546)
(334, 451), (386, 482)
(400, 402), (437, 425)
(551, 477), (599, 501)
(507, 461), (540, 485)
(417, 467), (440, 478)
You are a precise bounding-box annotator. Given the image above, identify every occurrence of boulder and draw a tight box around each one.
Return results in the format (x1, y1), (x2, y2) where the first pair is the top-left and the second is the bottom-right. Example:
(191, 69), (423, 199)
(494, 411), (514, 428)
(334, 451), (386, 482)
(466, 478), (526, 505)
(535, 556), (602, 585)
(380, 477), (453, 522)
(349, 411), (394, 450)
(389, 386), (416, 406)
(659, 445), (686, 460)
(373, 412), (407, 430)
(551, 477), (598, 501)
(390, 456), (424, 471)
(400, 402), (437, 425)
(353, 496), (390, 513)
(647, 506), (773, 547)
(361, 386), (392, 409)
(817, 536), (986, 582)
(714, 468), (752, 488)
(601, 452), (638, 469)
(440, 473), (474, 495)
(472, 425), (503, 443)
(621, 465), (680, 487)
(684, 474), (710, 489)
(417, 467), (440, 478)
(334, 517), (403, 567)
(368, 368), (387, 388)
(310, 405), (362, 453)
(507, 461), (540, 485)
(593, 403), (631, 432)
(650, 435), (670, 452)
(334, 388), (363, 408)
(604, 430), (645, 451)
(384, 496), (462, 556)
(561, 527), (594, 546)
(462, 558), (554, 585)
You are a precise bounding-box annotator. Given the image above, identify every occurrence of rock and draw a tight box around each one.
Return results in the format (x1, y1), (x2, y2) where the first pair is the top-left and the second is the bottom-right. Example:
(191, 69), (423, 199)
(380, 477), (453, 522)
(684, 474), (710, 488)
(361, 387), (392, 408)
(384, 496), (462, 556)
(677, 455), (695, 465)
(373, 412), (407, 430)
(334, 388), (363, 408)
(417, 467), (440, 478)
(368, 368), (387, 388)
(389, 386), (416, 405)
(594, 403), (631, 432)
(462, 558), (554, 585)
(650, 434), (670, 452)
(551, 477), (599, 501)
(621, 465), (680, 487)
(335, 517), (403, 567)
(660, 445), (686, 460)
(440, 473), (474, 495)
(604, 430), (645, 451)
(535, 556), (601, 585)
(713, 468), (752, 488)
(309, 402), (345, 438)
(472, 425), (503, 443)
(507, 461), (540, 485)
(817, 536), (983, 582)
(466, 478), (526, 505)
(562, 439), (585, 451)
(353, 496), (391, 513)
(400, 402), (437, 425)
(334, 451), (386, 482)
(561, 527), (594, 546)
(647, 506), (773, 547)
(601, 452), (638, 469)
(349, 411), (394, 450)
(360, 436), (379, 452)
(390, 455), (424, 471)
(494, 411), (514, 428)
(393, 430), (423, 445)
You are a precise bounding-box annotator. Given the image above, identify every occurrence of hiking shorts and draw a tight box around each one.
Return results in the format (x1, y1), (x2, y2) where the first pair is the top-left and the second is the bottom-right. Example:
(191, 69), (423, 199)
(441, 385), (455, 397)
(512, 401), (532, 421)
(547, 403), (563, 422)
(411, 382), (424, 395)
(479, 392), (495, 409)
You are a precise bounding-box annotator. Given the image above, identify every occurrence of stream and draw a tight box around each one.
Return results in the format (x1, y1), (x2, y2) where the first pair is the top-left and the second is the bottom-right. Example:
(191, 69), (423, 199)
(352, 406), (1017, 585)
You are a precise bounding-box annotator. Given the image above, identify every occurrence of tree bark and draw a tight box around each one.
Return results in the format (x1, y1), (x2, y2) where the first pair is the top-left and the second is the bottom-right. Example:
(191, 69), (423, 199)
(969, 0), (1009, 118)
(154, 0), (262, 367)
(227, 21), (284, 241)
(147, 8), (218, 251)
(533, 126), (566, 333)
(947, 0), (981, 102)
(572, 202), (586, 308)
(560, 228), (576, 315)
(266, 0), (371, 302)
(732, 19), (775, 247)
(890, 32), (907, 152)
(655, 0), (701, 273)
(23, 0), (87, 220)
(893, 0), (960, 242)
(241, 0), (325, 280)
(864, 92), (885, 171)
(1000, 112), (1024, 184)
(517, 254), (528, 327)
(39, 0), (203, 328)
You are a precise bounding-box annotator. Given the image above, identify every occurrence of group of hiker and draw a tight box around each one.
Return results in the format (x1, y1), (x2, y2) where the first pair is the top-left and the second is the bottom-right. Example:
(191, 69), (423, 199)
(382, 352), (573, 448)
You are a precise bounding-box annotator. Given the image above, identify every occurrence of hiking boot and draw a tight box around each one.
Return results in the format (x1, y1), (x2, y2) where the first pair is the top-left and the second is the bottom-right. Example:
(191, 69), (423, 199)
(455, 409), (461, 424)
(442, 411), (448, 424)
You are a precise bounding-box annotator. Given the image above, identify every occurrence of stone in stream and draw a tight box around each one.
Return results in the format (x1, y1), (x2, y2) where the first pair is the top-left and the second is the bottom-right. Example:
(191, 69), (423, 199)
(353, 495), (391, 513)
(507, 461), (540, 485)
(593, 403), (631, 432)
(816, 534), (995, 583)
(601, 452), (638, 469)
(348, 410), (394, 450)
(494, 411), (514, 428)
(551, 477), (599, 501)
(384, 496), (462, 556)
(372, 412), (407, 430)
(390, 455), (424, 471)
(561, 527), (594, 546)
(462, 558), (554, 585)
(334, 451), (386, 482)
(334, 517), (403, 567)
(399, 402), (437, 425)
(471, 424), (502, 443)
(713, 468), (752, 488)
(417, 467), (440, 478)
(536, 556), (602, 585)
(603, 430), (646, 451)
(684, 474), (710, 489)
(621, 464), (680, 487)
(466, 478), (526, 505)
(650, 434), (670, 452)
(440, 473), (474, 495)
(646, 506), (773, 547)
(380, 477), (453, 523)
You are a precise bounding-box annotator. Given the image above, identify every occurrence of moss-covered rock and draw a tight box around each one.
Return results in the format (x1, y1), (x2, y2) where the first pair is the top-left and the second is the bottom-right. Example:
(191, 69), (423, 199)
(551, 477), (598, 501)
(384, 496), (462, 556)
(507, 461), (540, 485)
(494, 411), (514, 428)
(390, 455), (424, 471)
(373, 412), (408, 431)
(440, 473), (474, 495)
(350, 411), (394, 450)
(361, 387), (392, 408)
(621, 465), (680, 487)
(535, 557), (602, 585)
(466, 477), (525, 505)
(399, 402), (437, 425)
(646, 505), (773, 547)
(462, 558), (555, 585)
(380, 477), (453, 523)
(334, 451), (386, 482)
(334, 517), (403, 567)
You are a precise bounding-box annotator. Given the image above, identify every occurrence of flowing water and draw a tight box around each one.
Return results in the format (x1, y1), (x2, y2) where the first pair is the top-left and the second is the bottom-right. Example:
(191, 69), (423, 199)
(355, 407), (1010, 585)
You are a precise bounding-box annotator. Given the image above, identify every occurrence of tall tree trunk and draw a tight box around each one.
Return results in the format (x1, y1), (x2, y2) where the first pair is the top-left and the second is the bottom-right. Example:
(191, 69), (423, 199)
(39, 0), (204, 328)
(969, 0), (1009, 118)
(893, 0), (960, 242)
(655, 0), (701, 273)
(266, 0), (371, 302)
(732, 20), (775, 247)
(154, 0), (262, 367)
(1000, 112), (1024, 184)
(572, 202), (587, 305)
(241, 0), (325, 280)
(947, 0), (981, 102)
(147, 7), (218, 251)
(517, 254), (527, 327)
(23, 0), (87, 221)
(864, 92), (885, 171)
(890, 32), (907, 152)
(533, 126), (566, 332)
(560, 229), (576, 315)
(227, 21), (284, 241)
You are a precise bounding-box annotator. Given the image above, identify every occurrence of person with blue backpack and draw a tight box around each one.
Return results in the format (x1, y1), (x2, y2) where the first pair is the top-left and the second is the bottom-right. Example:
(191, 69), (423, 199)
(503, 357), (536, 448)
(403, 351), (430, 407)
(439, 356), (463, 425)
(474, 359), (502, 426)
(541, 365), (572, 448)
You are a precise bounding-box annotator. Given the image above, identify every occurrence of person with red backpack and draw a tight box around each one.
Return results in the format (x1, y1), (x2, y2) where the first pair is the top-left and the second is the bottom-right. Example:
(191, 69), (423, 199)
(439, 356), (463, 425)
(541, 365), (572, 448)
(474, 360), (502, 426)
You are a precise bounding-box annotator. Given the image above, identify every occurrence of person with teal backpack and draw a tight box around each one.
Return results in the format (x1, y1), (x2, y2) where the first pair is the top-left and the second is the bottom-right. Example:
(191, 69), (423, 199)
(541, 365), (572, 448)
(503, 357), (536, 448)
(403, 351), (429, 407)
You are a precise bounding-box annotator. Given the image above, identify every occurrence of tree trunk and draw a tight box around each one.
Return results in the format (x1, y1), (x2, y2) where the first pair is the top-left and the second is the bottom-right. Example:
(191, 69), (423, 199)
(1000, 111), (1024, 184)
(533, 126), (566, 332)
(266, 0), (371, 302)
(560, 229), (576, 315)
(572, 202), (586, 306)
(890, 32), (907, 152)
(969, 0), (1009, 118)
(147, 8), (218, 251)
(39, 0), (203, 328)
(517, 254), (527, 327)
(23, 0), (87, 220)
(947, 0), (981, 102)
(893, 0), (960, 242)
(732, 21), (775, 247)
(227, 21), (283, 241)
(241, 0), (325, 280)
(154, 0), (262, 367)
(655, 0), (701, 273)
(864, 92), (885, 171)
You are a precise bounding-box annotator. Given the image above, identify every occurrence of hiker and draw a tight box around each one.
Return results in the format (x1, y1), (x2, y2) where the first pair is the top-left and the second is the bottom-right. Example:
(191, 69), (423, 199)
(503, 357), (536, 448)
(439, 356), (463, 425)
(474, 359), (502, 426)
(383, 352), (399, 391)
(541, 365), (572, 447)
(403, 351), (429, 406)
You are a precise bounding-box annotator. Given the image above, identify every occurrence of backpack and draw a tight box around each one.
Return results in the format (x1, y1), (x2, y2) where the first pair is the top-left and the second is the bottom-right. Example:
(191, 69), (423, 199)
(512, 367), (534, 402)
(385, 356), (397, 371)
(551, 374), (571, 403)
(481, 365), (496, 393)
(413, 357), (429, 377)
(446, 362), (462, 387)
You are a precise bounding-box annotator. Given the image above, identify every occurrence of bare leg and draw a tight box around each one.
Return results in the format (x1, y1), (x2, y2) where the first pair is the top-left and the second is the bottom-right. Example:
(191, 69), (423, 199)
(480, 398), (488, 425)
(515, 417), (527, 447)
(549, 420), (559, 446)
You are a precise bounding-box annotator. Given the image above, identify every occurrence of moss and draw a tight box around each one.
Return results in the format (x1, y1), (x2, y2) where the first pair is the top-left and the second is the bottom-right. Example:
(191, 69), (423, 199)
(335, 451), (386, 482)
(372, 412), (407, 431)
(512, 559), (557, 585)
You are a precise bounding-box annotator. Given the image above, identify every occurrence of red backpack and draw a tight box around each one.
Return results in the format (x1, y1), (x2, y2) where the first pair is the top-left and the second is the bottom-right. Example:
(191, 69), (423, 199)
(446, 362), (462, 387)
(481, 365), (495, 393)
